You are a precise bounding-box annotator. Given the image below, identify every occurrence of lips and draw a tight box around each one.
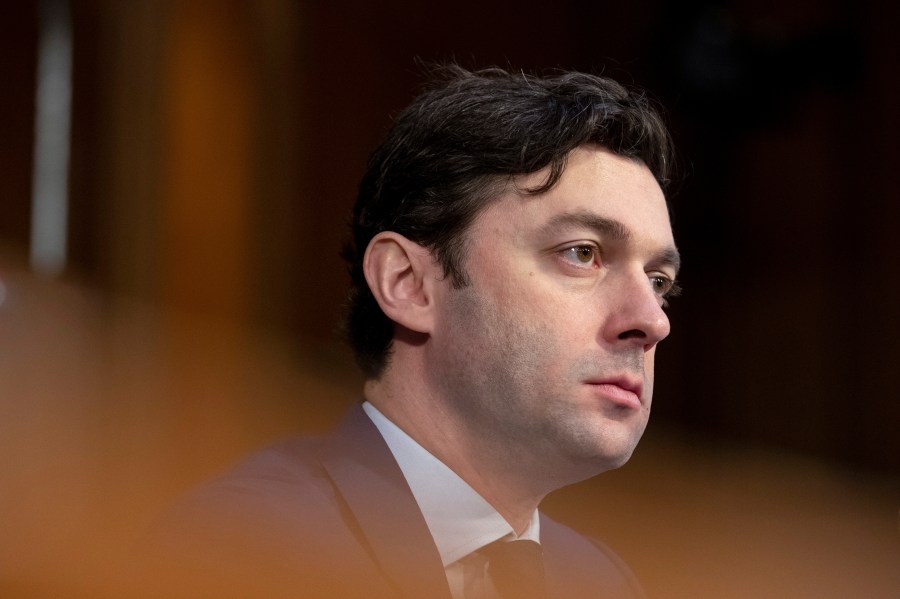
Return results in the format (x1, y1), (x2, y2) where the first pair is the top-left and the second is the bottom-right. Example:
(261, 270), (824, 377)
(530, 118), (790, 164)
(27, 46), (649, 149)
(584, 376), (643, 409)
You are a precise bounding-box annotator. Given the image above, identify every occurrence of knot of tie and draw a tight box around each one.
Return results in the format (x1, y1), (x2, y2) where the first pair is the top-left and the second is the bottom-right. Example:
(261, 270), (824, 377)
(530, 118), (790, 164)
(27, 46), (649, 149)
(480, 539), (547, 599)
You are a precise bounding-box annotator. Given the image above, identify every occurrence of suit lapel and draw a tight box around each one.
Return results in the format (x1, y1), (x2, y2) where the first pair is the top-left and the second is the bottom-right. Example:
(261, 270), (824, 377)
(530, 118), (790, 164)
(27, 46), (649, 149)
(540, 513), (644, 599)
(317, 404), (452, 599)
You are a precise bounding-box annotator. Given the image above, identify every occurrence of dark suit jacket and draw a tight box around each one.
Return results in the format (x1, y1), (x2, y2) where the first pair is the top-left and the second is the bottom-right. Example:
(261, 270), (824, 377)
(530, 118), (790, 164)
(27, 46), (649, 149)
(140, 405), (644, 599)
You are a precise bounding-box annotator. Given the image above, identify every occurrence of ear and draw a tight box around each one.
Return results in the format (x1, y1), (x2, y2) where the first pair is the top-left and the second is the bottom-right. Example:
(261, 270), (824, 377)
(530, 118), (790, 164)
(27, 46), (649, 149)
(363, 232), (438, 334)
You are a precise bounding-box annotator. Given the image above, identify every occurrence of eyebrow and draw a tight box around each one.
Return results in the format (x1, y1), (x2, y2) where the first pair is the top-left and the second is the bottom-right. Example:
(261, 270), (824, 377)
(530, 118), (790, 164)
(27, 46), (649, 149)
(540, 210), (681, 274)
(655, 247), (682, 275)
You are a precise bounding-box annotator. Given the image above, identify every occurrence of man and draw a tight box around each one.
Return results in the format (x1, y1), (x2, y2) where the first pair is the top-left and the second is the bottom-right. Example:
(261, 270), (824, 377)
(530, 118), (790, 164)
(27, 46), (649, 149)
(143, 65), (679, 599)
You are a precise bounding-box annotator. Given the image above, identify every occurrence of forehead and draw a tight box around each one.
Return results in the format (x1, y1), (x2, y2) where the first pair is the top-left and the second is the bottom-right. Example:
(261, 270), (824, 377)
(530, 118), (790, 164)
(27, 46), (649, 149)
(477, 145), (674, 249)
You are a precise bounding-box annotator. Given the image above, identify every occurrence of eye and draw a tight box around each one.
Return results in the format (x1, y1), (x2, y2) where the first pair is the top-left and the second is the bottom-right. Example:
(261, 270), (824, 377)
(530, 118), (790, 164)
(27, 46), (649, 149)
(560, 244), (600, 267)
(649, 275), (681, 307)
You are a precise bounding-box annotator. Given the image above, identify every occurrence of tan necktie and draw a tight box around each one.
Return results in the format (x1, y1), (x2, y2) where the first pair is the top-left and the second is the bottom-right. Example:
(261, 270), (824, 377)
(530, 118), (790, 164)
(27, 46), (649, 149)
(480, 539), (547, 599)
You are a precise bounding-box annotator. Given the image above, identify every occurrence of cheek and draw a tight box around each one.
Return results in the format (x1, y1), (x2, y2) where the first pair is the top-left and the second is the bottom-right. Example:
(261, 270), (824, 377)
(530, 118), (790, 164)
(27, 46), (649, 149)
(643, 348), (657, 382)
(470, 262), (589, 356)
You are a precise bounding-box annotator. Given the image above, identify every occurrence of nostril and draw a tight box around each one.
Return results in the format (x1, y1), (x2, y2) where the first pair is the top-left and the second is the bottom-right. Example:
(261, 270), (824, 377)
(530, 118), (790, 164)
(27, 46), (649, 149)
(617, 329), (646, 340)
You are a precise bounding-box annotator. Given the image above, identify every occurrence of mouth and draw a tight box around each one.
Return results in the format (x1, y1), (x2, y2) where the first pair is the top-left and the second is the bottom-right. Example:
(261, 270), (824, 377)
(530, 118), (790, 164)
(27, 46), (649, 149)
(584, 376), (643, 409)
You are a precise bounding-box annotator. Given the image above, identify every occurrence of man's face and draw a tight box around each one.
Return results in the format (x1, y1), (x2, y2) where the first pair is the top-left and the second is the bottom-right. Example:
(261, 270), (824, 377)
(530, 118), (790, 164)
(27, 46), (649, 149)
(426, 145), (678, 483)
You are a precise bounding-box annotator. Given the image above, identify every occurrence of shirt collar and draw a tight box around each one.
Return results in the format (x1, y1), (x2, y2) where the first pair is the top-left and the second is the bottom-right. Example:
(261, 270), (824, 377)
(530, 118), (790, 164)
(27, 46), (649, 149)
(362, 401), (540, 566)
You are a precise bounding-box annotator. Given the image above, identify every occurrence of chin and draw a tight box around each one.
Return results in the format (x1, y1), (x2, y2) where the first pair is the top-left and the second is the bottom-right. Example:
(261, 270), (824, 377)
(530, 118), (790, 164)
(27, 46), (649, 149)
(604, 447), (637, 470)
(586, 431), (643, 472)
(558, 439), (639, 481)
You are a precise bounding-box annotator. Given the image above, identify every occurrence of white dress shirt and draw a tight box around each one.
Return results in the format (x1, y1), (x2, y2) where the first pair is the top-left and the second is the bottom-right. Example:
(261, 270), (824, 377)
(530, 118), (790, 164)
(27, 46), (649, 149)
(362, 401), (540, 599)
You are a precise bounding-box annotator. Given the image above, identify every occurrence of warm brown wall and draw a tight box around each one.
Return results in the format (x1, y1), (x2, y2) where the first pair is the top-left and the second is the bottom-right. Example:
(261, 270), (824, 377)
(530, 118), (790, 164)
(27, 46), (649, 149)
(0, 3), (38, 252)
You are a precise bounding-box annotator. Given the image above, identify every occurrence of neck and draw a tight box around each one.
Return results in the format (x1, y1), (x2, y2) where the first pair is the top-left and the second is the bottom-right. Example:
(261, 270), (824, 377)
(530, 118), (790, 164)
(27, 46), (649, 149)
(365, 374), (549, 535)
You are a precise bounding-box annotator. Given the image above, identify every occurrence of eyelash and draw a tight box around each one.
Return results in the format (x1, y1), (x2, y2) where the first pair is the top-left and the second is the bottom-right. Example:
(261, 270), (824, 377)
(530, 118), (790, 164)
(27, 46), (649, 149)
(559, 244), (682, 307)
(651, 276), (682, 308)
(560, 244), (600, 267)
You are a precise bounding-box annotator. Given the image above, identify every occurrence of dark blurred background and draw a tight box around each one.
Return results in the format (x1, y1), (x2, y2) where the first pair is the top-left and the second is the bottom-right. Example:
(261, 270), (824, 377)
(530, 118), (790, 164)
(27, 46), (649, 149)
(1, 1), (898, 597)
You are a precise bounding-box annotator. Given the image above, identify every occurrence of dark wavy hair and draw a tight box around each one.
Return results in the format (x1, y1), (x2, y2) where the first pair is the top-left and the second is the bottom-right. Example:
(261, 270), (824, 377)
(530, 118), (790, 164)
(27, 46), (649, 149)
(342, 65), (674, 378)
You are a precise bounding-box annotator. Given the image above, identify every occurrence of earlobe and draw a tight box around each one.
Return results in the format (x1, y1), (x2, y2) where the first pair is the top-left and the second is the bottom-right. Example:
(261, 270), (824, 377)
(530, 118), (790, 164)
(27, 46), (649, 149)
(363, 232), (436, 334)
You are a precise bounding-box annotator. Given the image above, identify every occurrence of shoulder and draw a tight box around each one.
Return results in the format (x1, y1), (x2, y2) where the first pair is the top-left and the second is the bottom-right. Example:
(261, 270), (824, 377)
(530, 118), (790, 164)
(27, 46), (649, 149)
(186, 436), (334, 503)
(161, 437), (335, 525)
(145, 436), (359, 548)
(540, 513), (646, 599)
(135, 437), (384, 598)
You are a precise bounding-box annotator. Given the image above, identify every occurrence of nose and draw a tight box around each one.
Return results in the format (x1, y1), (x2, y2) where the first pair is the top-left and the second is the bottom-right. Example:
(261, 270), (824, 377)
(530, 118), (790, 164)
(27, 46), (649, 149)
(602, 271), (671, 351)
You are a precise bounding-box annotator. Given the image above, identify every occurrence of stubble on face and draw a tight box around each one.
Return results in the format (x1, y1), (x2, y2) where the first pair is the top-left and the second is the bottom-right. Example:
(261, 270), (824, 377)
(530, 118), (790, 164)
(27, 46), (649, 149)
(430, 276), (651, 482)
(423, 147), (673, 487)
